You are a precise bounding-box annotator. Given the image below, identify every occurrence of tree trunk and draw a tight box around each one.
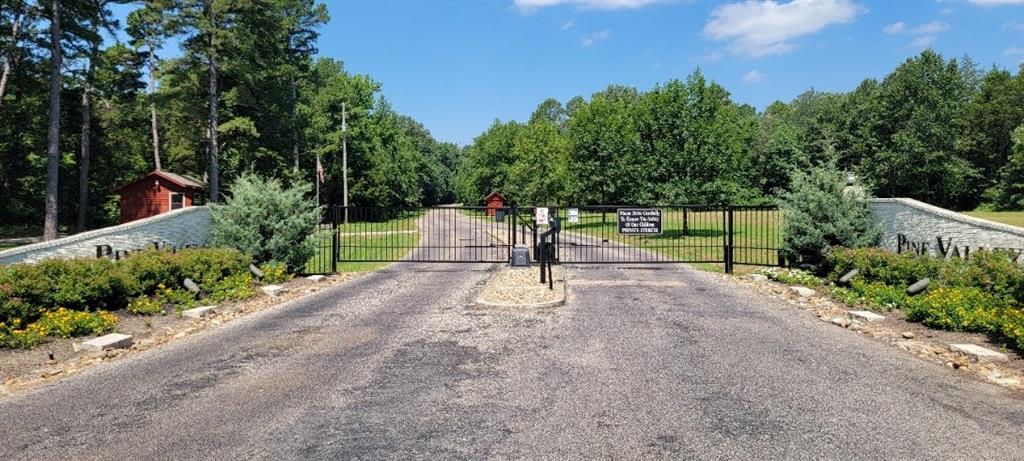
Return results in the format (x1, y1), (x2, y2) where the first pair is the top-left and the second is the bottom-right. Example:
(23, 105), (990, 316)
(77, 42), (97, 232)
(207, 47), (219, 202)
(148, 51), (161, 170)
(291, 73), (299, 170)
(0, 6), (23, 110)
(44, 0), (61, 241)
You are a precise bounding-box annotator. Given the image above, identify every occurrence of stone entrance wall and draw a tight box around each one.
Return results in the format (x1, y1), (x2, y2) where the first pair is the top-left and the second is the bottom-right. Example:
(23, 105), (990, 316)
(868, 198), (1024, 261)
(0, 207), (211, 265)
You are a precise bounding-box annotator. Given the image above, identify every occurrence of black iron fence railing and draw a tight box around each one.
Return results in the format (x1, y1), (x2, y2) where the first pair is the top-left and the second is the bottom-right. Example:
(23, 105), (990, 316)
(303, 204), (784, 275)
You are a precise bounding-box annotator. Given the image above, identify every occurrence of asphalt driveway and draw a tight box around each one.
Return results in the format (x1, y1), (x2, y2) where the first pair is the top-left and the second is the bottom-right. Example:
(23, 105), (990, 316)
(2, 263), (1024, 460)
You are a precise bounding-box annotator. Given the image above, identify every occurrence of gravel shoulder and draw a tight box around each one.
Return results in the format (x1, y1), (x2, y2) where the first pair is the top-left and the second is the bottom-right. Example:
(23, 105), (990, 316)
(475, 266), (565, 308)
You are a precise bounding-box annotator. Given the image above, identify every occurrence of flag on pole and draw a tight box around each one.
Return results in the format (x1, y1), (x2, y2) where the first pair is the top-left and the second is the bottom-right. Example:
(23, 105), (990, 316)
(316, 156), (325, 184)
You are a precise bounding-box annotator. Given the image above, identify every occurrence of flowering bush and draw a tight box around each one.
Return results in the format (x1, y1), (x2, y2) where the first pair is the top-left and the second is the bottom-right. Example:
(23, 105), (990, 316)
(127, 296), (164, 316)
(905, 287), (1007, 333)
(827, 247), (943, 287)
(756, 267), (821, 286)
(32, 308), (118, 339)
(208, 273), (256, 303)
(259, 262), (291, 284)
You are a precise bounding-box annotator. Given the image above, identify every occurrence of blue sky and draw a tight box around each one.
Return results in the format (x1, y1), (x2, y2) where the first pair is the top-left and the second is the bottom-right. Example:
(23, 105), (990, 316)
(115, 0), (1024, 146)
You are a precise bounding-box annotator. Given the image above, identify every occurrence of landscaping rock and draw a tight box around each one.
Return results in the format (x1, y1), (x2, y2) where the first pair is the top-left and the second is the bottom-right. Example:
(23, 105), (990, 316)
(791, 286), (816, 298)
(306, 275), (326, 282)
(261, 285), (285, 296)
(182, 305), (217, 319)
(902, 331), (915, 339)
(81, 333), (133, 351)
(848, 310), (885, 322)
(950, 343), (1009, 363)
(747, 273), (768, 282)
(831, 317), (850, 328)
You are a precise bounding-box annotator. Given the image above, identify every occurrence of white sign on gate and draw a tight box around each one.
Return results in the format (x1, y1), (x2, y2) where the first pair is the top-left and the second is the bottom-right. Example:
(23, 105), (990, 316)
(535, 207), (549, 226)
(568, 208), (579, 223)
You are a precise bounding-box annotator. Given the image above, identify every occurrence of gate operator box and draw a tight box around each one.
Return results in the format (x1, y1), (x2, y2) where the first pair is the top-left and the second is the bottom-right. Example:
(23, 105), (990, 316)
(511, 244), (530, 267)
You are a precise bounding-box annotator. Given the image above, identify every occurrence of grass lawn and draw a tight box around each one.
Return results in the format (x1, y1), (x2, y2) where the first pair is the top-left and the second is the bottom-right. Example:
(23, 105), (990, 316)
(304, 213), (422, 274)
(559, 208), (783, 268)
(965, 211), (1024, 229)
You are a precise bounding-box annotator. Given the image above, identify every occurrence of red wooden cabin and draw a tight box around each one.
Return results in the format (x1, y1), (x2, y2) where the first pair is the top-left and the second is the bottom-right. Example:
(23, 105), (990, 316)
(114, 171), (205, 223)
(484, 192), (506, 216)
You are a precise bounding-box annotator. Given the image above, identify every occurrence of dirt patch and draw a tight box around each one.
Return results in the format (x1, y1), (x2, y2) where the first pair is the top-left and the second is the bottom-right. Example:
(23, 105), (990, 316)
(475, 266), (565, 309)
(733, 275), (1024, 395)
(0, 272), (364, 398)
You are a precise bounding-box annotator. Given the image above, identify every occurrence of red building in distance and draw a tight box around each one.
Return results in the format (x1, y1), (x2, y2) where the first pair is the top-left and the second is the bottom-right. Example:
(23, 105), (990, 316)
(114, 171), (205, 223)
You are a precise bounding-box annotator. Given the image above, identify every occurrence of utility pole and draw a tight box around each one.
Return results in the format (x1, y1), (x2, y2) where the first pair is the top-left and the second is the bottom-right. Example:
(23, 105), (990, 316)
(342, 102), (349, 224)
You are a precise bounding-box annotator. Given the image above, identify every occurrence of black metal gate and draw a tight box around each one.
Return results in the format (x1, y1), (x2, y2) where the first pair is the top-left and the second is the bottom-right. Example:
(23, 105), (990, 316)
(303, 204), (783, 274)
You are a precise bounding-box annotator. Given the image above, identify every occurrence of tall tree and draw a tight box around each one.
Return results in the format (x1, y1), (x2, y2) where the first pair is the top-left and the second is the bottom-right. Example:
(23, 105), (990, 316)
(166, 0), (248, 202)
(75, 0), (116, 231)
(0, 0), (27, 109)
(43, 0), (61, 240)
(127, 3), (168, 170)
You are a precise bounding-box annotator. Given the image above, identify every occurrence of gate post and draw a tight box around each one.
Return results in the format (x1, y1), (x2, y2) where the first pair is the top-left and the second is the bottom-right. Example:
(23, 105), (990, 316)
(725, 206), (735, 274)
(331, 205), (339, 273)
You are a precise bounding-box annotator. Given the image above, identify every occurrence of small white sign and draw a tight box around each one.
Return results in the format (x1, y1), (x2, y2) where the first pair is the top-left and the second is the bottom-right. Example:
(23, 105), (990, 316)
(535, 207), (549, 226)
(568, 208), (579, 223)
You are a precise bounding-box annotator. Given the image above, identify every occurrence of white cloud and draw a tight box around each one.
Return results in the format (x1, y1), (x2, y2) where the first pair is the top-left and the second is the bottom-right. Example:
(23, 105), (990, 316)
(969, 0), (1024, 6)
(514, 0), (661, 13)
(909, 35), (938, 48)
(1005, 19), (1024, 31)
(1006, 47), (1024, 55)
(885, 20), (949, 48)
(910, 20), (949, 34)
(939, 7), (953, 15)
(561, 20), (574, 30)
(742, 69), (765, 82)
(703, 0), (865, 58)
(581, 30), (612, 46)
(883, 21), (906, 34)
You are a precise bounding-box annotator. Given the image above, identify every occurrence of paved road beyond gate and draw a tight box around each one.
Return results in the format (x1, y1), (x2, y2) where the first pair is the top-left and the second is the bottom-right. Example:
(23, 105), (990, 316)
(304, 205), (783, 274)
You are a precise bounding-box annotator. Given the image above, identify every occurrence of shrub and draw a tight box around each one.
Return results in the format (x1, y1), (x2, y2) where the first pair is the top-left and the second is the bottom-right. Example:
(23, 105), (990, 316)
(779, 165), (880, 271)
(209, 174), (321, 272)
(0, 327), (47, 349)
(33, 308), (118, 339)
(127, 296), (164, 315)
(756, 267), (821, 286)
(0, 248), (252, 327)
(828, 247), (943, 287)
(175, 248), (251, 288)
(208, 273), (256, 303)
(259, 262), (291, 284)
(904, 287), (1006, 333)
(839, 280), (909, 311)
(938, 250), (1024, 303)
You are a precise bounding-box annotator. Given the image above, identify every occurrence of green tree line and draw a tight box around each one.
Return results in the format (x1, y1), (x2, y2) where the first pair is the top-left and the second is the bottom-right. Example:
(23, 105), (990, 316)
(457, 50), (1024, 211)
(0, 0), (457, 237)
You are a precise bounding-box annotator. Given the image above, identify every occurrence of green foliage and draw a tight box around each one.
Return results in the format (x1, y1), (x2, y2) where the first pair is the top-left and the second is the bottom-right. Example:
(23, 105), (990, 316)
(128, 296), (165, 316)
(259, 262), (291, 284)
(827, 247), (942, 287)
(0, 248), (251, 327)
(755, 267), (821, 287)
(779, 166), (880, 270)
(905, 287), (1006, 333)
(208, 273), (256, 303)
(989, 124), (1024, 210)
(33, 308), (119, 339)
(210, 174), (321, 272)
(937, 250), (1024, 303)
(833, 280), (910, 312)
(826, 247), (1024, 351)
